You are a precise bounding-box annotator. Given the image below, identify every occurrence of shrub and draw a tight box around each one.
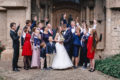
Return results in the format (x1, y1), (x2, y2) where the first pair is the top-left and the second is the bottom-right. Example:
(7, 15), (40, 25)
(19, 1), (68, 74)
(95, 54), (120, 79)
(0, 76), (4, 80)
(0, 41), (5, 59)
(0, 41), (5, 54)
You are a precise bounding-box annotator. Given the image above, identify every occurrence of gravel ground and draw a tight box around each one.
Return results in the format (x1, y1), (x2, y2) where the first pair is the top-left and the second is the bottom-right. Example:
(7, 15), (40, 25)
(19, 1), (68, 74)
(0, 61), (119, 80)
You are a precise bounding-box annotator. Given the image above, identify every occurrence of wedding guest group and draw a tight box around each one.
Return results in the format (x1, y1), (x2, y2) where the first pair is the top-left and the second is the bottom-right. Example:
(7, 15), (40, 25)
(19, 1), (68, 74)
(10, 14), (102, 72)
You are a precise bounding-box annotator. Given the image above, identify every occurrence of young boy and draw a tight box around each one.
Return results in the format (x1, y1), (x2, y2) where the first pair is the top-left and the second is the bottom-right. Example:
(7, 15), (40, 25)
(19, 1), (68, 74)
(46, 36), (56, 70)
(40, 42), (46, 70)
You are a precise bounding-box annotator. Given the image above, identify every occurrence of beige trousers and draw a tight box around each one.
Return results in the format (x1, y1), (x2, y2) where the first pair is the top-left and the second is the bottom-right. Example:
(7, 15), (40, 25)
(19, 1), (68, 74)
(46, 53), (55, 68)
(40, 57), (45, 69)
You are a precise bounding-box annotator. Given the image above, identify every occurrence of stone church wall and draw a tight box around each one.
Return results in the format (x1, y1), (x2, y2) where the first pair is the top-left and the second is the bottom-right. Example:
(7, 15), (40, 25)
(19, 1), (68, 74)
(0, 0), (120, 61)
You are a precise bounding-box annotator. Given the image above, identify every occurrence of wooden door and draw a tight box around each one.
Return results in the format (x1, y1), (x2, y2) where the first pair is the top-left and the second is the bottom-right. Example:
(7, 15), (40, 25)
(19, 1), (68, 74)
(52, 9), (80, 28)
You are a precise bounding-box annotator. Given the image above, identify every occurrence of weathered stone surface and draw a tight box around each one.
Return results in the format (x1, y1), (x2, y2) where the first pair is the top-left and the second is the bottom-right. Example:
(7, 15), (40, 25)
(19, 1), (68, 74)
(0, 0), (30, 61)
(0, 7), (6, 11)
(0, 0), (120, 61)
(107, 0), (120, 8)
(0, 0), (28, 7)
(0, 61), (118, 80)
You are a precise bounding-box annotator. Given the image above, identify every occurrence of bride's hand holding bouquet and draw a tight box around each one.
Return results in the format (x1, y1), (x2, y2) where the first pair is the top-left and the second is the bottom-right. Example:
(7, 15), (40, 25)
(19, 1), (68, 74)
(59, 37), (65, 44)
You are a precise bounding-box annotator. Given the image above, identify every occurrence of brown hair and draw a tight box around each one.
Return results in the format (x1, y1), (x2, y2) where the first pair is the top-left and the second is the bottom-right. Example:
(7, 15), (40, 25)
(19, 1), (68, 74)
(32, 27), (36, 32)
(56, 26), (62, 35)
(26, 20), (32, 25)
(10, 22), (16, 28)
(92, 30), (98, 51)
(36, 22), (43, 27)
(40, 42), (46, 48)
(24, 27), (28, 33)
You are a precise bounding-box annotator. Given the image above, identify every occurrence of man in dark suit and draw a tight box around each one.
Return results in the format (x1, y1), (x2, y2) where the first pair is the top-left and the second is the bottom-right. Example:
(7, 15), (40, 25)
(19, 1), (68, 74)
(79, 33), (89, 68)
(10, 22), (21, 71)
(63, 25), (73, 59)
(47, 23), (56, 39)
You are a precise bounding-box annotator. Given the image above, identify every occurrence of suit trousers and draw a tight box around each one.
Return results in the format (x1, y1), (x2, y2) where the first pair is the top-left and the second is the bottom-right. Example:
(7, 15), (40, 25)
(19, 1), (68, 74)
(13, 46), (19, 69)
(79, 47), (89, 67)
(46, 53), (55, 68)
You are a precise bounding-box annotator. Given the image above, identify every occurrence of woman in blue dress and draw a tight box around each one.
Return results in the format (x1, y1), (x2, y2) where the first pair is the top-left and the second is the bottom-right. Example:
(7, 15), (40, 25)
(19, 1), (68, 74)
(42, 27), (50, 68)
(43, 27), (50, 44)
(72, 27), (83, 68)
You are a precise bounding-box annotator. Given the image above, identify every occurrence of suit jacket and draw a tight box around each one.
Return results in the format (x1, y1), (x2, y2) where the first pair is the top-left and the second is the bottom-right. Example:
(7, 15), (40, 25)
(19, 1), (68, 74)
(40, 47), (46, 58)
(10, 26), (20, 48)
(46, 42), (56, 54)
(81, 34), (88, 48)
(63, 28), (73, 45)
(73, 33), (83, 46)
(48, 29), (56, 39)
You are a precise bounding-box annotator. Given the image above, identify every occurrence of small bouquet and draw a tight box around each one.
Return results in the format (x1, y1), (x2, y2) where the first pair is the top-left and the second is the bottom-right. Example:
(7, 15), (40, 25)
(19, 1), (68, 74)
(0, 41), (5, 55)
(60, 36), (65, 42)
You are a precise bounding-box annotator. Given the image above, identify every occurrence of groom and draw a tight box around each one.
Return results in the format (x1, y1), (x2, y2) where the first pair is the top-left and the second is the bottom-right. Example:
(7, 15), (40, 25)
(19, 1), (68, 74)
(62, 25), (73, 59)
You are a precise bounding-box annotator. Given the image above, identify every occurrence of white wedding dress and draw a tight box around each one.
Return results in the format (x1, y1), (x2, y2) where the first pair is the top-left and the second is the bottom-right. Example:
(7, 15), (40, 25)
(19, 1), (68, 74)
(52, 33), (73, 69)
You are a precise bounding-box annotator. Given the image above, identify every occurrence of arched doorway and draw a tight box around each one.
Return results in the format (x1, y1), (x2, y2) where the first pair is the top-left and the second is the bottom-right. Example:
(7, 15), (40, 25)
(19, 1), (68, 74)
(53, 9), (80, 28)
(52, 0), (81, 28)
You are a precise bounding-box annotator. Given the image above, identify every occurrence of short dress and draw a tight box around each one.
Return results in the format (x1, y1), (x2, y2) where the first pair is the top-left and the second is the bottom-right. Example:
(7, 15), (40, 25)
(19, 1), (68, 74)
(87, 36), (95, 59)
(22, 33), (32, 56)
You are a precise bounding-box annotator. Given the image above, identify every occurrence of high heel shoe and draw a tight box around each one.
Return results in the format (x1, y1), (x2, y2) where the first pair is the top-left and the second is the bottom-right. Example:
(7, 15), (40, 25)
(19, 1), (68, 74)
(89, 68), (95, 72)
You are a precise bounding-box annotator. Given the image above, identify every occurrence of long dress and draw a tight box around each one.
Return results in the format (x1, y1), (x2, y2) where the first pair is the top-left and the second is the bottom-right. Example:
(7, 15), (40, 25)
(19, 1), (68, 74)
(31, 33), (41, 67)
(52, 33), (73, 69)
(87, 36), (95, 59)
(22, 33), (32, 56)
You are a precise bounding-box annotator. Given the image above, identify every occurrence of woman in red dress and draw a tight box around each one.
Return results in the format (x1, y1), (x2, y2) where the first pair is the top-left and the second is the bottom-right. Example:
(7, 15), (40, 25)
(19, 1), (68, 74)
(87, 29), (99, 72)
(22, 27), (32, 70)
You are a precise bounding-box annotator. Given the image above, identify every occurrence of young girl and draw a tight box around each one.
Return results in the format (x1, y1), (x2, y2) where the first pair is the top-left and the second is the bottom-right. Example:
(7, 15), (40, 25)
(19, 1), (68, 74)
(40, 42), (46, 70)
(87, 29), (99, 72)
(31, 28), (41, 68)
(22, 27), (32, 70)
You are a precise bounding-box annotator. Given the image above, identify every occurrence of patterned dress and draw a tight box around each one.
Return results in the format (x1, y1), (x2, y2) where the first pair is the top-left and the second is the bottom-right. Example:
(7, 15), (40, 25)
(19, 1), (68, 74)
(31, 33), (41, 67)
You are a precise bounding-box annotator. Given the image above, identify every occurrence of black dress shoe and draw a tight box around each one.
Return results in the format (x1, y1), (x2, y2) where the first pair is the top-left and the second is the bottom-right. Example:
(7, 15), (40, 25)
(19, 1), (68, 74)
(24, 67), (29, 70)
(73, 66), (78, 69)
(13, 68), (20, 72)
(45, 68), (51, 70)
(17, 66), (22, 68)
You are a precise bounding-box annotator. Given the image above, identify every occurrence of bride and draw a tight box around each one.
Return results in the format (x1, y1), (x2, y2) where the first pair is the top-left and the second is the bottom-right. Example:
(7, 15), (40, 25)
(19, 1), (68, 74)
(52, 27), (73, 69)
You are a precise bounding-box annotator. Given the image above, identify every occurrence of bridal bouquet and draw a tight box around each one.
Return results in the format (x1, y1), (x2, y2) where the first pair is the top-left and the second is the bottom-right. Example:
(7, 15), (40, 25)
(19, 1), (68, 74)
(60, 36), (65, 42)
